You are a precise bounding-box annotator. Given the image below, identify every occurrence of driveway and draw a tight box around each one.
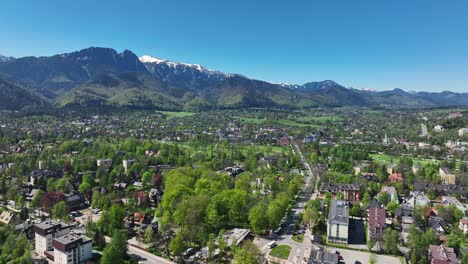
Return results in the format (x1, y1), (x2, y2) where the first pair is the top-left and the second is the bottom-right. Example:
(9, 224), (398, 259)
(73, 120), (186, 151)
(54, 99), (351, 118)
(325, 247), (402, 264)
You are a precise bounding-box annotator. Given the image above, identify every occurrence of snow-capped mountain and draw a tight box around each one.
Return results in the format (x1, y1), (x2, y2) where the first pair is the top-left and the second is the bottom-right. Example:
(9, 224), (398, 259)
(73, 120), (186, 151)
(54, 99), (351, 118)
(0, 54), (14, 62)
(139, 55), (228, 90)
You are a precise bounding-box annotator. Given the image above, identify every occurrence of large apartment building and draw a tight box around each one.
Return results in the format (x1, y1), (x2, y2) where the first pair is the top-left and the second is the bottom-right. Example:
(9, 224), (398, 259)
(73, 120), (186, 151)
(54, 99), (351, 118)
(327, 200), (349, 244)
(33, 220), (92, 264)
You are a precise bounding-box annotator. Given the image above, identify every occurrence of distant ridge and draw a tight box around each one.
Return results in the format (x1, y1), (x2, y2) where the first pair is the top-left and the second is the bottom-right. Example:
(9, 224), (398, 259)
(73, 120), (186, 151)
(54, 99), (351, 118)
(0, 47), (467, 111)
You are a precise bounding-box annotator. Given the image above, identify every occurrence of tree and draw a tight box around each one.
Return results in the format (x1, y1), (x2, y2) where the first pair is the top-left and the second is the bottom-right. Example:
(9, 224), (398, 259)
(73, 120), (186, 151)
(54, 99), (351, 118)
(377, 192), (390, 205)
(303, 207), (320, 229)
(361, 192), (371, 207)
(248, 202), (269, 234)
(101, 230), (128, 264)
(108, 204), (126, 233)
(218, 229), (227, 253)
(233, 241), (265, 264)
(383, 229), (399, 254)
(350, 205), (361, 217)
(51, 201), (70, 222)
(208, 233), (216, 262)
(169, 232), (185, 255)
(144, 227), (155, 244)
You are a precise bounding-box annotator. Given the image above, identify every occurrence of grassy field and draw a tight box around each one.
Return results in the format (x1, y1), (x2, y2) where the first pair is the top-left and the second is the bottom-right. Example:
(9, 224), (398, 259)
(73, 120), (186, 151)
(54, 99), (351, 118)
(370, 153), (438, 166)
(292, 234), (304, 243)
(239, 117), (324, 128)
(269, 245), (291, 260)
(296, 115), (343, 122)
(156, 110), (194, 118)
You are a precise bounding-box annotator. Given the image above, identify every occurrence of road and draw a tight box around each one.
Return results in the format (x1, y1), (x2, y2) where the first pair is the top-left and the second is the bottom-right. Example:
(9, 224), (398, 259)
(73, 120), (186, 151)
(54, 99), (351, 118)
(255, 140), (318, 263)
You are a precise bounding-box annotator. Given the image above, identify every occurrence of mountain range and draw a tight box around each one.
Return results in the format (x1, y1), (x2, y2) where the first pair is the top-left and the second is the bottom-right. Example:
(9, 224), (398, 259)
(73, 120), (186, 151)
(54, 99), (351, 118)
(0, 47), (467, 111)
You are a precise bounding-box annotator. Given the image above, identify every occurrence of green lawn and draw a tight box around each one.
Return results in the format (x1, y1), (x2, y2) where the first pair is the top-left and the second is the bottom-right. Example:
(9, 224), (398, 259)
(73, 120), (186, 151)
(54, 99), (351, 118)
(370, 153), (439, 166)
(292, 234), (304, 243)
(269, 245), (291, 260)
(156, 110), (194, 118)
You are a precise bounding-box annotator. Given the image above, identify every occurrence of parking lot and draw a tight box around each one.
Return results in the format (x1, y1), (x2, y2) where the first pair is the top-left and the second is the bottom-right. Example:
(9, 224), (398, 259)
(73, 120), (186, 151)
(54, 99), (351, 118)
(327, 247), (402, 264)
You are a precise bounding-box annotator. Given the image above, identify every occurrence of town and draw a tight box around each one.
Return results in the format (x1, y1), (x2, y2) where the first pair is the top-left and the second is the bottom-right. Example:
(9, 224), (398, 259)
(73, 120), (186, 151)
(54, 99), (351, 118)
(0, 107), (467, 264)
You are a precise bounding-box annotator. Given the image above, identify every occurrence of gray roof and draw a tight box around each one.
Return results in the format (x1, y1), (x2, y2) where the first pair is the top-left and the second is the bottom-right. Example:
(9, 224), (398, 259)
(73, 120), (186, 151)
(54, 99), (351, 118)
(328, 200), (349, 225)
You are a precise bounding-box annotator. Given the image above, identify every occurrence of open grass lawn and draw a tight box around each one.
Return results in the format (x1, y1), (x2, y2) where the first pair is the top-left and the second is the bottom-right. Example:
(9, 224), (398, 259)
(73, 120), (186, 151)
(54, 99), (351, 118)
(239, 117), (323, 128)
(370, 153), (439, 166)
(269, 245), (291, 260)
(156, 110), (194, 118)
(292, 234), (304, 243)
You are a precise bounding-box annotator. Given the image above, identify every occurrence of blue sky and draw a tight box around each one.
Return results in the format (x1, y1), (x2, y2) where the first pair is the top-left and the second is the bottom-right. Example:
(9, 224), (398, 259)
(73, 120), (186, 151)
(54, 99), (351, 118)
(0, 0), (467, 92)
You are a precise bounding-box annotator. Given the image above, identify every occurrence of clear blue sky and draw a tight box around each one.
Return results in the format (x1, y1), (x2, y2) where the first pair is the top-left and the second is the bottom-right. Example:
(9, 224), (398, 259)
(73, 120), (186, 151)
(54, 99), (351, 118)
(1, 0), (467, 92)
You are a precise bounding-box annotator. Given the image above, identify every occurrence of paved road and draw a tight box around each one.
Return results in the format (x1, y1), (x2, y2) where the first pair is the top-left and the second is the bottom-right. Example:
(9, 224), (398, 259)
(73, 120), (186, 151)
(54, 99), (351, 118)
(254, 141), (318, 263)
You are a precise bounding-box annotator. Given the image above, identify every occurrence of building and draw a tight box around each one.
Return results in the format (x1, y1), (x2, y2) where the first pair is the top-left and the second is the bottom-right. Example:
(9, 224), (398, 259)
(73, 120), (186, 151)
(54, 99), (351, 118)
(428, 244), (460, 264)
(368, 200), (386, 242)
(34, 221), (92, 264)
(96, 159), (112, 167)
(33, 221), (72, 257)
(449, 112), (463, 119)
(122, 159), (137, 173)
(441, 196), (466, 214)
(327, 200), (349, 244)
(0, 210), (21, 225)
(388, 172), (403, 183)
(382, 186), (398, 203)
(387, 164), (397, 175)
(401, 216), (414, 243)
(459, 128), (468, 137)
(458, 218), (468, 235)
(309, 246), (339, 264)
(319, 183), (361, 203)
(434, 125), (444, 133)
(64, 193), (86, 211)
(439, 167), (456, 185)
(405, 191), (430, 207)
(52, 233), (92, 264)
(278, 136), (290, 146)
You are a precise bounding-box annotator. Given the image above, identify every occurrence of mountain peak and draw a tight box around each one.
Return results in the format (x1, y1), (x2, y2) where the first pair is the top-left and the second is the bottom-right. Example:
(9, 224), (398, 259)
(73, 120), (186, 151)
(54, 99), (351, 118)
(0, 54), (15, 62)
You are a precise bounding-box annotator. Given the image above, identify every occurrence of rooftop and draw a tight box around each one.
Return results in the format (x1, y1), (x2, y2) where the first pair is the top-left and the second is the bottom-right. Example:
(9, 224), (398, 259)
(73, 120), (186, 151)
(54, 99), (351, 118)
(328, 200), (349, 225)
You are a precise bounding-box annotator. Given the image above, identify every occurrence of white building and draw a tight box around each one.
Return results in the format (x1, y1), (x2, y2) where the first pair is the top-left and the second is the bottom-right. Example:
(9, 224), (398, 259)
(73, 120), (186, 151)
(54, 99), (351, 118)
(97, 159), (112, 167)
(434, 125), (444, 133)
(53, 233), (92, 264)
(33, 221), (71, 257)
(33, 220), (92, 264)
(122, 159), (137, 173)
(327, 200), (349, 244)
(459, 128), (468, 137)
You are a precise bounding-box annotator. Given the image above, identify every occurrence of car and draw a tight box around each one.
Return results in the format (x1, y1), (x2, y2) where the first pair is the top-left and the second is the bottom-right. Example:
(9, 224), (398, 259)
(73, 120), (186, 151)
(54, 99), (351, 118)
(274, 227), (282, 234)
(335, 251), (340, 255)
(338, 256), (344, 261)
(355, 261), (362, 264)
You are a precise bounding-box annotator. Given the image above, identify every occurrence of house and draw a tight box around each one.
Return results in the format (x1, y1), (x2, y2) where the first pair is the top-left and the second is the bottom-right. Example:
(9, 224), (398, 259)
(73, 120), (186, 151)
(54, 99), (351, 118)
(387, 164), (397, 175)
(327, 200), (349, 244)
(368, 200), (386, 242)
(405, 191), (430, 207)
(134, 191), (148, 206)
(64, 193), (86, 211)
(319, 183), (361, 203)
(354, 163), (369, 176)
(439, 167), (456, 185)
(449, 112), (463, 119)
(30, 169), (61, 186)
(428, 244), (460, 264)
(278, 136), (290, 146)
(400, 216), (414, 243)
(122, 159), (137, 173)
(361, 173), (378, 182)
(0, 211), (21, 225)
(388, 172), (403, 183)
(382, 186), (399, 203)
(441, 196), (466, 214)
(429, 216), (447, 240)
(434, 125), (444, 133)
(96, 159), (112, 167)
(459, 128), (468, 137)
(458, 218), (468, 235)
(303, 135), (317, 144)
